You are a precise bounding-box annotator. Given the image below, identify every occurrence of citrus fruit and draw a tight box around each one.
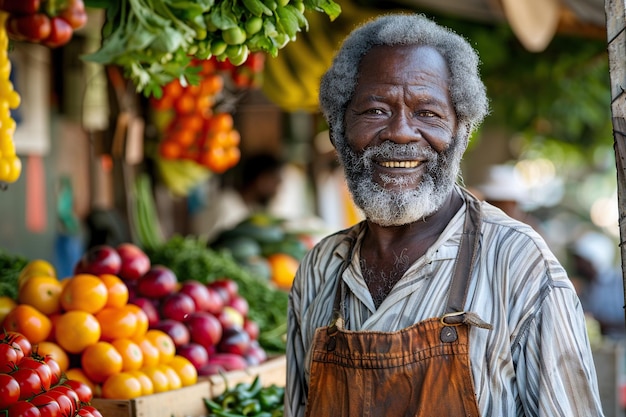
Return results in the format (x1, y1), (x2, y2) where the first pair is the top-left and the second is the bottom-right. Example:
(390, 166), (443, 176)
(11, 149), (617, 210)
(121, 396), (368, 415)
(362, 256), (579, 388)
(140, 366), (169, 393)
(2, 303), (52, 343)
(267, 253), (300, 289)
(144, 329), (176, 364)
(60, 274), (108, 314)
(111, 339), (144, 372)
(95, 306), (138, 341)
(100, 274), (129, 308)
(18, 275), (63, 315)
(168, 355), (198, 386)
(0, 296), (17, 324)
(81, 341), (123, 384)
(127, 370), (154, 396)
(134, 337), (160, 367)
(101, 372), (142, 399)
(18, 260), (56, 289)
(55, 310), (101, 354)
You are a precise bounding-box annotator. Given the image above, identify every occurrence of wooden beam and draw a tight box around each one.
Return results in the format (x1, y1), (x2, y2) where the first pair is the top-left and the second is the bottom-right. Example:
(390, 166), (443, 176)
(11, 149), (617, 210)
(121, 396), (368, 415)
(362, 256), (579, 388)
(605, 0), (626, 323)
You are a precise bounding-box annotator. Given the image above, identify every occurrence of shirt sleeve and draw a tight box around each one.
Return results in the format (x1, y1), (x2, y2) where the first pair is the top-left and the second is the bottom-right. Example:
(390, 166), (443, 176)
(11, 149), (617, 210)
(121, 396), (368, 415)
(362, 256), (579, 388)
(513, 282), (605, 417)
(285, 272), (307, 417)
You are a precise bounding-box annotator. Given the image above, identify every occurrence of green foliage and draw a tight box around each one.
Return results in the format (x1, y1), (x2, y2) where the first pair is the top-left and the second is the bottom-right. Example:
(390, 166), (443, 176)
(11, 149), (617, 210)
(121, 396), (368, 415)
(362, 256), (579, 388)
(0, 249), (28, 299)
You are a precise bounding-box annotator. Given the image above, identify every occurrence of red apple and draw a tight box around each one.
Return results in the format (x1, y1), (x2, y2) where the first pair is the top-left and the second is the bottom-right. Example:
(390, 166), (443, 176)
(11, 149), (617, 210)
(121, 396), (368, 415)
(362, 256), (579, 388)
(204, 286), (225, 315)
(179, 280), (213, 312)
(243, 318), (259, 341)
(74, 245), (121, 276)
(177, 343), (209, 370)
(161, 293), (195, 322)
(116, 243), (151, 281)
(137, 265), (177, 299)
(228, 295), (249, 317)
(208, 279), (239, 304)
(243, 340), (267, 366)
(217, 326), (251, 356)
(152, 319), (190, 348)
(184, 312), (223, 350)
(217, 306), (245, 329)
(205, 353), (248, 372)
(131, 297), (160, 327)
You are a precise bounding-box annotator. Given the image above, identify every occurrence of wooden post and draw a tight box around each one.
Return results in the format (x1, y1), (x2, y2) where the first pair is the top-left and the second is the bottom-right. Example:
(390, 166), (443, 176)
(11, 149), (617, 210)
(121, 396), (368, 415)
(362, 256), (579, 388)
(606, 0), (626, 324)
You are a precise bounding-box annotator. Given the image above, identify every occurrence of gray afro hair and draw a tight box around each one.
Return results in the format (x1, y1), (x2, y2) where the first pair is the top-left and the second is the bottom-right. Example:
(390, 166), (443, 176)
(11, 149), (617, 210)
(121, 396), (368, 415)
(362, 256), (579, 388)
(319, 13), (489, 147)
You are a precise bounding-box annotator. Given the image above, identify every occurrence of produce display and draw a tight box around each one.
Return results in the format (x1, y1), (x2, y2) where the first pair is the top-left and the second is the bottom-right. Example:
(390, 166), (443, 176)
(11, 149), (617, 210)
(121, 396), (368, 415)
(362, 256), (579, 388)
(1, 0), (87, 48)
(82, 0), (341, 97)
(204, 375), (285, 417)
(0, 330), (102, 417)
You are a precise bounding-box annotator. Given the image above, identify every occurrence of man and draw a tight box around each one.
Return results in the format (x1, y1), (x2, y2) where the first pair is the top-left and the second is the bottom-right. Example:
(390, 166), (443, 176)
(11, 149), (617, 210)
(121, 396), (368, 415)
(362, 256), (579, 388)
(286, 13), (604, 417)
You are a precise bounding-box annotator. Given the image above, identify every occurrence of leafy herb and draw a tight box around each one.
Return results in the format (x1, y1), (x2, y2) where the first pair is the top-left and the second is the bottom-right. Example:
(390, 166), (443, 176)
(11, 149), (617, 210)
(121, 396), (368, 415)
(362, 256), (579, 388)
(0, 249), (28, 299)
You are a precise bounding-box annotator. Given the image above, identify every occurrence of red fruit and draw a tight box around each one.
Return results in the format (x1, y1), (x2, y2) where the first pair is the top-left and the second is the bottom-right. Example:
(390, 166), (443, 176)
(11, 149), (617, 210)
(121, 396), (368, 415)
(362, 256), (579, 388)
(0, 0), (41, 14)
(7, 13), (51, 42)
(152, 319), (190, 348)
(205, 353), (248, 372)
(11, 368), (43, 400)
(217, 326), (250, 356)
(18, 357), (52, 392)
(243, 340), (267, 366)
(43, 16), (73, 48)
(184, 312), (222, 350)
(62, 380), (92, 404)
(74, 245), (121, 276)
(179, 280), (213, 312)
(8, 400), (43, 417)
(204, 286), (225, 315)
(58, 0), (87, 30)
(130, 298), (160, 327)
(137, 266), (177, 299)
(0, 373), (20, 409)
(176, 343), (209, 370)
(115, 243), (151, 281)
(227, 295), (249, 317)
(44, 389), (74, 417)
(160, 293), (195, 322)
(243, 318), (260, 341)
(208, 279), (238, 304)
(78, 405), (102, 417)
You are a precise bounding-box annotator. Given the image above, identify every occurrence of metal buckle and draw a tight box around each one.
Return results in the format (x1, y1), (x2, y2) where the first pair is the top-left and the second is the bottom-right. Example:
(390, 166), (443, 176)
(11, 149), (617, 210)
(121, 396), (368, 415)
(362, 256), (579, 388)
(440, 311), (465, 327)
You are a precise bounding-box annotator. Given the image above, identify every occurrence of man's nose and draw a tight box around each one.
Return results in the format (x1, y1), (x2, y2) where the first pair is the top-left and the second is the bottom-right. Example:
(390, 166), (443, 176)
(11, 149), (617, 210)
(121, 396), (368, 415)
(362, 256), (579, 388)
(381, 112), (421, 143)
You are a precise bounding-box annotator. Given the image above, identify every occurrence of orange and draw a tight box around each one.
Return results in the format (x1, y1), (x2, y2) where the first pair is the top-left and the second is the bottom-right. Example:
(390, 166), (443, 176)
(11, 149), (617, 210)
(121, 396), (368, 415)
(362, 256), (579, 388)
(95, 306), (138, 341)
(60, 274), (108, 314)
(267, 253), (300, 289)
(46, 313), (62, 342)
(101, 372), (142, 399)
(134, 337), (160, 367)
(128, 370), (154, 396)
(140, 366), (170, 393)
(158, 364), (182, 390)
(55, 310), (101, 354)
(168, 355), (198, 387)
(64, 368), (97, 393)
(2, 303), (52, 343)
(81, 341), (123, 384)
(18, 275), (63, 315)
(144, 329), (176, 364)
(0, 296), (17, 324)
(35, 341), (70, 372)
(18, 259), (56, 289)
(100, 274), (129, 308)
(124, 304), (149, 339)
(111, 339), (144, 372)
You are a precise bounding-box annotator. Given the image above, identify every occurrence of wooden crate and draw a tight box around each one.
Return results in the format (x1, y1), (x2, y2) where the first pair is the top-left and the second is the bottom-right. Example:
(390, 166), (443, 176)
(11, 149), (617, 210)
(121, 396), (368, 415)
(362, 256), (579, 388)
(206, 355), (286, 398)
(90, 380), (211, 417)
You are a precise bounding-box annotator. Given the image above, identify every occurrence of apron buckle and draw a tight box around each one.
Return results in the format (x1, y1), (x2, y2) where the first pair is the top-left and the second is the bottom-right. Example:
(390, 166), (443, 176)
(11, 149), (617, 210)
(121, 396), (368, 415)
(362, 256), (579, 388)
(440, 311), (465, 326)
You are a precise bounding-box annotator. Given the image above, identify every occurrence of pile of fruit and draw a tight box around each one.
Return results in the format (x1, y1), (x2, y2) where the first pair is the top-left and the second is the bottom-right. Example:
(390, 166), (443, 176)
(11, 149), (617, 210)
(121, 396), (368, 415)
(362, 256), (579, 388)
(0, 330), (102, 417)
(1, 0), (87, 48)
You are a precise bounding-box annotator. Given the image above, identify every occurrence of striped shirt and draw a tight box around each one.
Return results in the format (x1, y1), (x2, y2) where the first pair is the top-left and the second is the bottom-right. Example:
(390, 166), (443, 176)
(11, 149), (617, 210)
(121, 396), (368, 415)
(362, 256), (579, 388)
(286, 191), (605, 417)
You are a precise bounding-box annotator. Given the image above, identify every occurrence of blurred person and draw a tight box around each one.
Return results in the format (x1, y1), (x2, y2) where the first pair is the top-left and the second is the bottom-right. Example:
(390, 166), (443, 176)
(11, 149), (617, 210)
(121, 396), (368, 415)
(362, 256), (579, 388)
(285, 13), (604, 417)
(569, 230), (625, 340)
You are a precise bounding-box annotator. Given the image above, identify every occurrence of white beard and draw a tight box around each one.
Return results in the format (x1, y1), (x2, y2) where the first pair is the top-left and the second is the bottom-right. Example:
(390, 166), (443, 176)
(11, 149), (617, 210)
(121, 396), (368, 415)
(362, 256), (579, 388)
(338, 139), (464, 226)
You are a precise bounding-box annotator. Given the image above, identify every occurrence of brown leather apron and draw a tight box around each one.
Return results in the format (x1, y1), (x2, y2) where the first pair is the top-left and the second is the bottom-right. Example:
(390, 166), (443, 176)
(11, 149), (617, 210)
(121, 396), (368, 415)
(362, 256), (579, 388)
(304, 194), (491, 417)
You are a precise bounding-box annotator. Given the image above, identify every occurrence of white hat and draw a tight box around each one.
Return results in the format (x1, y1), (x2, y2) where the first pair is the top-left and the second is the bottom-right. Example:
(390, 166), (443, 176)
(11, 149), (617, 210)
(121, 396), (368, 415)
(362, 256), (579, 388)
(571, 231), (616, 274)
(477, 165), (529, 203)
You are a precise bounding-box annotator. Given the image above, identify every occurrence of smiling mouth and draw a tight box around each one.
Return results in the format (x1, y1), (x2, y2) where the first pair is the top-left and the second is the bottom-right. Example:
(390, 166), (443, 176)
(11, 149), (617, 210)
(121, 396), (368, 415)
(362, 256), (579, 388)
(378, 160), (421, 168)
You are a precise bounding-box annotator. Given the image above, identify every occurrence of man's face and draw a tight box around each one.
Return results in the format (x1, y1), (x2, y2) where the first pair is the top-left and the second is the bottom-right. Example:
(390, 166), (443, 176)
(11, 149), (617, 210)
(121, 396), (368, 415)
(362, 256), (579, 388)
(339, 45), (464, 226)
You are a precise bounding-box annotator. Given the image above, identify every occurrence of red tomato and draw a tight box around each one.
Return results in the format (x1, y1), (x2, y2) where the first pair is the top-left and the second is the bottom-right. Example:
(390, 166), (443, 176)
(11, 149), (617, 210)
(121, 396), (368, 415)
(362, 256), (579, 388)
(0, 342), (20, 373)
(43, 17), (73, 48)
(19, 357), (52, 392)
(62, 379), (92, 404)
(7, 13), (51, 42)
(48, 385), (79, 412)
(75, 409), (94, 417)
(30, 393), (61, 417)
(44, 389), (74, 417)
(0, 373), (20, 409)
(11, 368), (43, 400)
(7, 332), (33, 358)
(43, 356), (62, 387)
(0, 0), (41, 14)
(77, 405), (102, 417)
(59, 1), (87, 30)
(7, 400), (42, 417)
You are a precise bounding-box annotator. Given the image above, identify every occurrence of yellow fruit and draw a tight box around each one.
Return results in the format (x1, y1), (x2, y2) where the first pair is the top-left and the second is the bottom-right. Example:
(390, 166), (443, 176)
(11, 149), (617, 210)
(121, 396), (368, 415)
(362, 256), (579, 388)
(0, 296), (16, 324)
(267, 253), (300, 289)
(18, 276), (63, 315)
(18, 260), (56, 289)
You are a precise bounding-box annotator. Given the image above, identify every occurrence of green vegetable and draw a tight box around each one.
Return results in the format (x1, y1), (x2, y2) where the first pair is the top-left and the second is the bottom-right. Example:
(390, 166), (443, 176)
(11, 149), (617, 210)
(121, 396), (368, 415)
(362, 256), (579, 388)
(0, 249), (28, 299)
(83, 0), (341, 97)
(204, 376), (285, 417)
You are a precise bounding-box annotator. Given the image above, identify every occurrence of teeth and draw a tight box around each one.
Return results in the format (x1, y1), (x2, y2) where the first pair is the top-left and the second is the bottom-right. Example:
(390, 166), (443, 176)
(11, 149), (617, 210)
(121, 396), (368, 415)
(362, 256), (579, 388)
(379, 160), (420, 168)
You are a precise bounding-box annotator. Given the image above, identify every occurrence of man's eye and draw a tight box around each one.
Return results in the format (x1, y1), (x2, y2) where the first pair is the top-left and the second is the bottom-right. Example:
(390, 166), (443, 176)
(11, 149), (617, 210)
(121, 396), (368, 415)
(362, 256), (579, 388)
(416, 110), (436, 117)
(364, 108), (385, 115)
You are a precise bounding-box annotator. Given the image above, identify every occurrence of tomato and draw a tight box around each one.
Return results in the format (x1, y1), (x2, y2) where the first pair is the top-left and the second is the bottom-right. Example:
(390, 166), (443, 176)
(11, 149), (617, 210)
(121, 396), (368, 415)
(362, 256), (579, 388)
(58, 0), (87, 30)
(30, 393), (61, 417)
(18, 357), (52, 391)
(6, 331), (33, 358)
(0, 342), (20, 372)
(62, 379), (93, 404)
(80, 341), (123, 383)
(60, 274), (108, 314)
(7, 400), (42, 417)
(54, 311), (101, 354)
(43, 17), (73, 48)
(101, 372), (142, 399)
(11, 368), (43, 400)
(7, 13), (51, 42)
(75, 409), (94, 417)
(78, 405), (103, 417)
(36, 341), (69, 373)
(0, 373), (20, 409)
(44, 389), (75, 417)
(3, 304), (52, 343)
(18, 275), (63, 315)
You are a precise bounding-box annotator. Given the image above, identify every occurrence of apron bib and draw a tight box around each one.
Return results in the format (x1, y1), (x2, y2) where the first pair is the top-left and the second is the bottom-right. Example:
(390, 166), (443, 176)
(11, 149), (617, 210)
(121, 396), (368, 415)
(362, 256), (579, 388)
(305, 193), (490, 417)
